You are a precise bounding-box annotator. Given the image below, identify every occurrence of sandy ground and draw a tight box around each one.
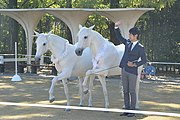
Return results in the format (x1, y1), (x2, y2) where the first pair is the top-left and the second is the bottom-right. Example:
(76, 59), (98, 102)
(0, 73), (179, 120)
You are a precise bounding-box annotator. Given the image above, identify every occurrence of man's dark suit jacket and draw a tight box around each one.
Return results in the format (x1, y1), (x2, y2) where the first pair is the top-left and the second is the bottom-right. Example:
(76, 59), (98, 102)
(114, 28), (147, 75)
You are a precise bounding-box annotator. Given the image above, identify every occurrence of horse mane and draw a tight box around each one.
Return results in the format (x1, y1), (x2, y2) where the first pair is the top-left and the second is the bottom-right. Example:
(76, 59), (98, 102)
(92, 30), (113, 45)
(92, 30), (106, 41)
(50, 34), (69, 43)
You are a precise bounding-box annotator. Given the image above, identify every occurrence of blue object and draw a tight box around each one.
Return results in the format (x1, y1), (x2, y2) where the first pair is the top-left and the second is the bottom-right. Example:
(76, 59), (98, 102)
(144, 65), (156, 76)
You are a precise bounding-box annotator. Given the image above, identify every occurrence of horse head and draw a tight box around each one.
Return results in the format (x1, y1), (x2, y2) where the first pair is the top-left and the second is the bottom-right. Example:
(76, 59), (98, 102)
(75, 25), (95, 56)
(34, 31), (52, 62)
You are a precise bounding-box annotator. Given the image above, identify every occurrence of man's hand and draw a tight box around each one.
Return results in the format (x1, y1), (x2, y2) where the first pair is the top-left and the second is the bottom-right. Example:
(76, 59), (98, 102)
(127, 61), (137, 67)
(115, 21), (121, 28)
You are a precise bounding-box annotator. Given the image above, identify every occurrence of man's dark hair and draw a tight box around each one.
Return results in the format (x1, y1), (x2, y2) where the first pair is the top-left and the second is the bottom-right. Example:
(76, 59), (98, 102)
(129, 27), (140, 37)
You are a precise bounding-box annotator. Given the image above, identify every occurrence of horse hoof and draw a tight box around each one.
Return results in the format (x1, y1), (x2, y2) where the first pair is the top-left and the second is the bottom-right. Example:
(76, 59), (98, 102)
(49, 98), (55, 103)
(83, 90), (88, 94)
(64, 108), (71, 112)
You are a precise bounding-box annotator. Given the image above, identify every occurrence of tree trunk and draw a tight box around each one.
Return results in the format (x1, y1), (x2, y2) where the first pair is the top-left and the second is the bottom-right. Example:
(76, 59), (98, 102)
(109, 0), (119, 45)
(8, 0), (18, 53)
(0, 16), (2, 52)
(66, 0), (72, 8)
(66, 0), (72, 43)
(22, 29), (26, 54)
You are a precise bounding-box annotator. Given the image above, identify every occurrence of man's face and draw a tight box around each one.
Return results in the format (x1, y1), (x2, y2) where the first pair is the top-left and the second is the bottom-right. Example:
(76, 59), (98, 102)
(129, 33), (138, 42)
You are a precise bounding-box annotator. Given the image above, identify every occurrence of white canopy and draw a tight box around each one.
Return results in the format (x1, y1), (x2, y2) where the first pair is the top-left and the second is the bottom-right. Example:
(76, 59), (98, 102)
(0, 8), (154, 64)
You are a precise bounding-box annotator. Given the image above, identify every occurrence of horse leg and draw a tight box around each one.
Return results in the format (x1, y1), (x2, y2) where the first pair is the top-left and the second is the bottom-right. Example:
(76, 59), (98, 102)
(83, 69), (100, 94)
(98, 75), (109, 108)
(88, 74), (95, 107)
(49, 70), (71, 104)
(62, 79), (71, 112)
(82, 73), (90, 94)
(78, 77), (84, 106)
(49, 76), (59, 103)
(136, 65), (143, 109)
(136, 76), (140, 109)
(62, 79), (70, 106)
(48, 63), (61, 103)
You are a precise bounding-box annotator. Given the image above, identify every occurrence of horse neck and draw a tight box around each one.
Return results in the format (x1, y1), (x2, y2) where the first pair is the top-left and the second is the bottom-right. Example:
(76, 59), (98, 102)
(90, 31), (107, 57)
(48, 35), (68, 57)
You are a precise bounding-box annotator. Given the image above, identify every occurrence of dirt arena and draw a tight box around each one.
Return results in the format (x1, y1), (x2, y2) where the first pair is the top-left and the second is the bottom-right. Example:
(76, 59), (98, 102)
(0, 73), (179, 120)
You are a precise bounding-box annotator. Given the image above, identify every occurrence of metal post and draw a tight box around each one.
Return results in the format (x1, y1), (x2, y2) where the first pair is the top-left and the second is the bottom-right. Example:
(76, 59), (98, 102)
(11, 42), (22, 81)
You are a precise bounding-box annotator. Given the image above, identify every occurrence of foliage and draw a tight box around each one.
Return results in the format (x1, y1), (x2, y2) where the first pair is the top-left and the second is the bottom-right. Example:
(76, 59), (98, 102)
(136, 0), (179, 62)
(73, 0), (110, 8)
(120, 0), (176, 10)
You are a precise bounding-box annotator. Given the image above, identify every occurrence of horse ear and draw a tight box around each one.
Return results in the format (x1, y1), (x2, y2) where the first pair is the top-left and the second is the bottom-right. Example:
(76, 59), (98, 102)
(33, 30), (40, 37)
(47, 30), (53, 36)
(79, 24), (83, 29)
(89, 25), (95, 30)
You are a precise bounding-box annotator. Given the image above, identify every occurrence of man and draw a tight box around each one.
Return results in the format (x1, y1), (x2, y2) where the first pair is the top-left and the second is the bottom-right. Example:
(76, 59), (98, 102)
(114, 21), (147, 117)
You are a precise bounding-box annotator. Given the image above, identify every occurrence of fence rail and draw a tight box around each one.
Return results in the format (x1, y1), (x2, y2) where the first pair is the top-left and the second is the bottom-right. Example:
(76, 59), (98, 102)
(148, 62), (180, 75)
(0, 54), (54, 74)
(0, 54), (179, 75)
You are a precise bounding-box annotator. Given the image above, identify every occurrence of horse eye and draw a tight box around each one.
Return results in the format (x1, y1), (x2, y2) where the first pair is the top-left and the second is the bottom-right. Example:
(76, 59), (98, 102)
(43, 43), (46, 46)
(84, 36), (88, 39)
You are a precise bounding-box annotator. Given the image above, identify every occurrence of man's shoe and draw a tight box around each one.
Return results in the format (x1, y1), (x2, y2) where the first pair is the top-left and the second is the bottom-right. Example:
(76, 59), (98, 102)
(127, 113), (135, 117)
(120, 112), (129, 116)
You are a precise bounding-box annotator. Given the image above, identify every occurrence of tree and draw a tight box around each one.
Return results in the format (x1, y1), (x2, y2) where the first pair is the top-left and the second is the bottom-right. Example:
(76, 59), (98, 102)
(66, 0), (72, 8)
(136, 0), (179, 62)
(65, 0), (73, 43)
(8, 0), (18, 53)
(0, 0), (178, 63)
(109, 0), (120, 45)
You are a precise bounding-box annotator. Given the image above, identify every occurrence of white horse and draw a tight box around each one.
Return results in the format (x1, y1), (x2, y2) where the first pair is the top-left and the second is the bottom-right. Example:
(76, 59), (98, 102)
(34, 31), (93, 110)
(75, 25), (143, 109)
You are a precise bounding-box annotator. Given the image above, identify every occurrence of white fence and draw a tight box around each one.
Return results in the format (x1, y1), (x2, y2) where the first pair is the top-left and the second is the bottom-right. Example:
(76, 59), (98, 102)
(0, 54), (179, 75)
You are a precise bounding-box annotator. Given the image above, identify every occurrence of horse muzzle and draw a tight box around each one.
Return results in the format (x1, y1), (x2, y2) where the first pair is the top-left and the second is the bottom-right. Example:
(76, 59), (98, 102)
(75, 48), (84, 56)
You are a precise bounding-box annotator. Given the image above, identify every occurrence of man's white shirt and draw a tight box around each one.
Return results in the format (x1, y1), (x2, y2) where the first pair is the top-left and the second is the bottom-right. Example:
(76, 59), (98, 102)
(131, 41), (138, 51)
